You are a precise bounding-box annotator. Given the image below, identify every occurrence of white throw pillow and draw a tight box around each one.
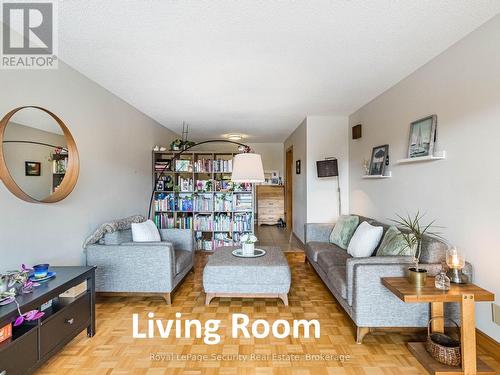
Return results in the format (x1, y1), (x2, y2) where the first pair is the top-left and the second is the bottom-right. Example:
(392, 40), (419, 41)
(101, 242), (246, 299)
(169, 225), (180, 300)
(347, 221), (384, 257)
(131, 220), (161, 242)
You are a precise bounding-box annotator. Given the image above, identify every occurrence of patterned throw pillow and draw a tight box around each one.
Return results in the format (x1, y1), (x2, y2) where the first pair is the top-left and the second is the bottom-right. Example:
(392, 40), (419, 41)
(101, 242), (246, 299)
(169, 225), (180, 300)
(376, 226), (413, 256)
(329, 215), (360, 250)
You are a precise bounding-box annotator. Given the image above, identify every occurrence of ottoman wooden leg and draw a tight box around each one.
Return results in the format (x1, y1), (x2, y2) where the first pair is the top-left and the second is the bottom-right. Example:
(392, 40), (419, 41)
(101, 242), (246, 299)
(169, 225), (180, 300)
(279, 294), (289, 306)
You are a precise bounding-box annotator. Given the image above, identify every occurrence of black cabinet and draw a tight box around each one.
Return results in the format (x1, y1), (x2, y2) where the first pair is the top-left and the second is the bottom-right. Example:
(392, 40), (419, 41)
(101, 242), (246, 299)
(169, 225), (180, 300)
(0, 267), (96, 375)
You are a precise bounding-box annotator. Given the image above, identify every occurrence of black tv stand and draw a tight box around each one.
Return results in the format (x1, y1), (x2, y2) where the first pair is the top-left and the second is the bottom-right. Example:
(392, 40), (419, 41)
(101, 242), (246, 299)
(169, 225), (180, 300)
(0, 266), (96, 375)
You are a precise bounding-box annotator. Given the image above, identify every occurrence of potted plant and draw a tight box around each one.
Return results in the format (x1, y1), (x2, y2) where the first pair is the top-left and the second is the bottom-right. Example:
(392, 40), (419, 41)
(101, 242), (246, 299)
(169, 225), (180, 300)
(391, 212), (444, 287)
(240, 233), (258, 256)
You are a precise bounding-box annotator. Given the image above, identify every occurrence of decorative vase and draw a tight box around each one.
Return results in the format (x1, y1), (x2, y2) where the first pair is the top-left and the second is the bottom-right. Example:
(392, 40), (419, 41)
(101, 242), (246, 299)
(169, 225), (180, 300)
(242, 242), (255, 256)
(408, 267), (427, 288)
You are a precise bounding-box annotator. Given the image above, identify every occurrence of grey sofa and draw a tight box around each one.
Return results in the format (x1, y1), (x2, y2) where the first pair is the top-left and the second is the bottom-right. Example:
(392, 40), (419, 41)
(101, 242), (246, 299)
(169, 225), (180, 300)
(85, 228), (194, 304)
(305, 215), (472, 343)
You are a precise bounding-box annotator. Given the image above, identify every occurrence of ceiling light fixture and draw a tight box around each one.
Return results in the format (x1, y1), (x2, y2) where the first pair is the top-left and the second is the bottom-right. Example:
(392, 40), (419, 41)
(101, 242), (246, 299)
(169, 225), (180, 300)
(227, 134), (242, 141)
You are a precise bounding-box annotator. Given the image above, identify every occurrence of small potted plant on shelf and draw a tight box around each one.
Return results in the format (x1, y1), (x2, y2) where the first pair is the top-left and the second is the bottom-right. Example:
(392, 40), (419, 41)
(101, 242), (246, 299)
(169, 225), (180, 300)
(0, 265), (44, 326)
(240, 233), (258, 256)
(391, 212), (444, 288)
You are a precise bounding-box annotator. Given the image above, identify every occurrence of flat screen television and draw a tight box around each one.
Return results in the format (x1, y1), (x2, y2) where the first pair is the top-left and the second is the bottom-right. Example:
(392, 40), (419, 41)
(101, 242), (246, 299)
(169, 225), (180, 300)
(316, 159), (338, 178)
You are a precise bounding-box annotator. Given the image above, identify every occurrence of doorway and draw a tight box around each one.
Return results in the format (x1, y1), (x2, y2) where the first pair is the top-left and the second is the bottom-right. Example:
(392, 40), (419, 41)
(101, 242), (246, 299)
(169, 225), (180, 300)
(285, 146), (293, 231)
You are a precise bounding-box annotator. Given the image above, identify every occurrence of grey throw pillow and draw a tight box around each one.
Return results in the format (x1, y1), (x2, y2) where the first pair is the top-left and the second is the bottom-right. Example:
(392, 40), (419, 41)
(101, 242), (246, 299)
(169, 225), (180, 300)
(329, 215), (360, 250)
(376, 226), (413, 256)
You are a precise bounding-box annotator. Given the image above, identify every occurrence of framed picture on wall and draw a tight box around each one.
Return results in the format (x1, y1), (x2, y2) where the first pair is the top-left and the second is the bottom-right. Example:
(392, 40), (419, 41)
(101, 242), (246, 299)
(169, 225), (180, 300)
(369, 145), (389, 176)
(407, 115), (437, 158)
(25, 161), (41, 176)
(296, 160), (301, 174)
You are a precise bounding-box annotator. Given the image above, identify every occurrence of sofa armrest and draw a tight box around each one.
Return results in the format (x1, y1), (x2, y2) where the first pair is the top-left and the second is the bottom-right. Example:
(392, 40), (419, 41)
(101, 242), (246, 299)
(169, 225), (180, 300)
(350, 261), (448, 327)
(159, 229), (195, 251)
(85, 243), (175, 292)
(305, 223), (335, 243)
(346, 256), (413, 305)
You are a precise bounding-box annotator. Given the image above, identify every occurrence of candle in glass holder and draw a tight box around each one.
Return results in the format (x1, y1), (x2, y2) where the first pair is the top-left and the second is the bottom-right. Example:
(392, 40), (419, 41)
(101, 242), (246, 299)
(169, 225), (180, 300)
(446, 247), (468, 284)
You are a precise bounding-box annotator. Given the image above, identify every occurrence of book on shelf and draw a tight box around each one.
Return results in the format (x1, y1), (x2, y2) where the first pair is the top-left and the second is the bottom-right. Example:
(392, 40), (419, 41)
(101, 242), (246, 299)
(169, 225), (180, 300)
(154, 160), (171, 172)
(176, 215), (193, 229)
(195, 193), (213, 211)
(214, 193), (232, 211)
(213, 159), (232, 173)
(154, 213), (175, 229)
(214, 213), (232, 231)
(233, 212), (253, 232)
(175, 159), (192, 172)
(178, 176), (193, 192)
(215, 180), (232, 191)
(194, 214), (213, 231)
(154, 193), (176, 211)
(194, 158), (213, 173)
(234, 193), (252, 210)
(177, 194), (193, 211)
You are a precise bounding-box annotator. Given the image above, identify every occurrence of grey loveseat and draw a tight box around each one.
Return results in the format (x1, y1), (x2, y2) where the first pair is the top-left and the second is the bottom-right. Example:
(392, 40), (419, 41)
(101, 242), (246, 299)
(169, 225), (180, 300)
(305, 215), (472, 343)
(85, 228), (194, 304)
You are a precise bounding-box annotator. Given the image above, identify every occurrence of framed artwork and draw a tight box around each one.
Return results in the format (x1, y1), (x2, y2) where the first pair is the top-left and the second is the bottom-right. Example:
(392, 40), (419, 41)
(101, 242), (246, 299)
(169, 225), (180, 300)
(296, 160), (301, 174)
(408, 115), (437, 158)
(369, 145), (389, 176)
(25, 161), (41, 176)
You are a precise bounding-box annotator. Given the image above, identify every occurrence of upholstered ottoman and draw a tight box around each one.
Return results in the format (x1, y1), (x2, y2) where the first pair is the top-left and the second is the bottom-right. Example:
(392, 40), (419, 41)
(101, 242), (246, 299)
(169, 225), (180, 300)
(203, 246), (291, 305)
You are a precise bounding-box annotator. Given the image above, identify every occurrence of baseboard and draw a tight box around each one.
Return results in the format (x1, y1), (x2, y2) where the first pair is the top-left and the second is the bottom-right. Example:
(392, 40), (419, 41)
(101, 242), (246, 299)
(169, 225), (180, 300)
(477, 328), (500, 362)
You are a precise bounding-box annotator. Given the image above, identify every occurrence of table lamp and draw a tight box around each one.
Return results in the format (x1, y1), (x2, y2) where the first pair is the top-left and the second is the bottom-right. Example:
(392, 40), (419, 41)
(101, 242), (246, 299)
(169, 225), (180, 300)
(446, 247), (468, 284)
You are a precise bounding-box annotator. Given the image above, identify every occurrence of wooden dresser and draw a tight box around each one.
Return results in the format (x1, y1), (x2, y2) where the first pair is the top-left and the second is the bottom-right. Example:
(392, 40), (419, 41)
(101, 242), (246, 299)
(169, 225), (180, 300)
(256, 185), (285, 226)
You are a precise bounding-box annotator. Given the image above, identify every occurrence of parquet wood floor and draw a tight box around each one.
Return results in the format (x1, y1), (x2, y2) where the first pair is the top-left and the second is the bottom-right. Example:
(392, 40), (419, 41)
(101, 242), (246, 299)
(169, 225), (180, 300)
(37, 252), (499, 375)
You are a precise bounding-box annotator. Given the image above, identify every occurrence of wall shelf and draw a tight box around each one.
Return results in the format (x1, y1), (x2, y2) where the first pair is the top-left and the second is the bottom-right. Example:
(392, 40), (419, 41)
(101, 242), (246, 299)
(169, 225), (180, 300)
(397, 151), (446, 164)
(362, 172), (392, 179)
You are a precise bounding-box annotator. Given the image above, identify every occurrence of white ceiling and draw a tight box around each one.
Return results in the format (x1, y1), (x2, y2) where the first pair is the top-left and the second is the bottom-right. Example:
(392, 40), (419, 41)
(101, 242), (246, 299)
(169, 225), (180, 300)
(58, 1), (500, 142)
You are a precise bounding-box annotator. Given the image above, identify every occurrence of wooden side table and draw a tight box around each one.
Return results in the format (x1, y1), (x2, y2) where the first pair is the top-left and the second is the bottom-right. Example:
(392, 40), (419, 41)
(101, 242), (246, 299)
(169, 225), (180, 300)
(382, 277), (495, 375)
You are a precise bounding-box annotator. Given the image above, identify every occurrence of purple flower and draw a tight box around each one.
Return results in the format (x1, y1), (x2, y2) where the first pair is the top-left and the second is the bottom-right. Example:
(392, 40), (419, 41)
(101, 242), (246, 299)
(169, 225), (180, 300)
(14, 316), (24, 327)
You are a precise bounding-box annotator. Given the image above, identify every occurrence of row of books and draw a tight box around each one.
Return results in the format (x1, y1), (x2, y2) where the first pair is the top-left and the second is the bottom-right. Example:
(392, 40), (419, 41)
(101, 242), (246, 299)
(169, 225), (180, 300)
(195, 194), (213, 211)
(192, 213), (253, 232)
(214, 213), (232, 231)
(154, 213), (175, 229)
(194, 158), (213, 173)
(213, 159), (232, 173)
(233, 213), (253, 232)
(234, 193), (253, 211)
(214, 195), (232, 211)
(194, 214), (213, 231)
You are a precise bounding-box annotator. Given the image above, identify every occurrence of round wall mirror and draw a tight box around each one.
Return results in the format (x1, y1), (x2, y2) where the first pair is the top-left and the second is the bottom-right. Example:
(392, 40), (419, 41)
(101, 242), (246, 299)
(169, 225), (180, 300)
(0, 106), (79, 203)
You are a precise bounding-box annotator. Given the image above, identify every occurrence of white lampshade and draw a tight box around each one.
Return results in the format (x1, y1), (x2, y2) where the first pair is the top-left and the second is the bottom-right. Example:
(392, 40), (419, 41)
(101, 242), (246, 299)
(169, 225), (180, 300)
(231, 153), (265, 183)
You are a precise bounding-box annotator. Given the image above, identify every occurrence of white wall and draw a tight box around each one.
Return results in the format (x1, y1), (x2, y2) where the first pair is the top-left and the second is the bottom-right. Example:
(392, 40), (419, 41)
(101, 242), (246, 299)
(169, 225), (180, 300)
(306, 116), (349, 223)
(247, 143), (284, 179)
(349, 15), (500, 340)
(284, 116), (349, 242)
(0, 62), (178, 271)
(284, 119), (307, 242)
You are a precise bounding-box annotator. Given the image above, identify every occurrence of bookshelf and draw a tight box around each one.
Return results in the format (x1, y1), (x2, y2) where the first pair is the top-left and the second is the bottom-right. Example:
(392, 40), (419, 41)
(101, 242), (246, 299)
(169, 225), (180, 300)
(152, 151), (255, 251)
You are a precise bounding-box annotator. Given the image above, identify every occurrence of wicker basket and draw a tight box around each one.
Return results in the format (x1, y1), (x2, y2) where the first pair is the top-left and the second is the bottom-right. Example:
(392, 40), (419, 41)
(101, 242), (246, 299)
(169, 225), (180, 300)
(425, 317), (461, 367)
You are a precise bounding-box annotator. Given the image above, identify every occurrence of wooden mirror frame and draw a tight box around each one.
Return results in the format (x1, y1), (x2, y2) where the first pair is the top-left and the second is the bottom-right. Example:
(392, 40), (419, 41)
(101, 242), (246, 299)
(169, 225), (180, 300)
(0, 106), (80, 203)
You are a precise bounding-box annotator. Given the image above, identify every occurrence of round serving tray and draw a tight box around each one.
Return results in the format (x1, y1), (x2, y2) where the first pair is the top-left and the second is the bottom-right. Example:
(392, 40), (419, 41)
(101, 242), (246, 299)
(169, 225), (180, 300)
(231, 248), (267, 258)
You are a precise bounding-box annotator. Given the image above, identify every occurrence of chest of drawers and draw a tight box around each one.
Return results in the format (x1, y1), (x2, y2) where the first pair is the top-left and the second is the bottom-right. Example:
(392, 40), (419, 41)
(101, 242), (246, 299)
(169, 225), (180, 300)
(257, 185), (285, 226)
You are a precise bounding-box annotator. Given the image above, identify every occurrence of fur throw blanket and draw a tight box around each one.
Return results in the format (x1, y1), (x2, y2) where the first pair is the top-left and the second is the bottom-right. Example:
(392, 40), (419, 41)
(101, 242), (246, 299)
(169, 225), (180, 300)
(82, 215), (145, 249)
